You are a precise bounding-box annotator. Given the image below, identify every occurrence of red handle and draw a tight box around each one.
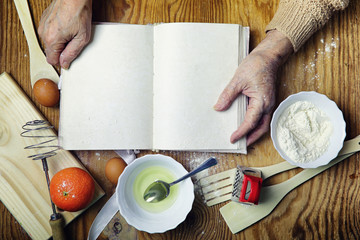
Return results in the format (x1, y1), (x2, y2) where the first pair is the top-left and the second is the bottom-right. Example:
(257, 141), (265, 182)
(239, 175), (263, 205)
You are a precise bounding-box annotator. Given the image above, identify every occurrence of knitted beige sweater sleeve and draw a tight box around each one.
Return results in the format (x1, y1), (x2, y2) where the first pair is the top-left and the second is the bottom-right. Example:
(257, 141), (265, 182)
(265, 0), (349, 52)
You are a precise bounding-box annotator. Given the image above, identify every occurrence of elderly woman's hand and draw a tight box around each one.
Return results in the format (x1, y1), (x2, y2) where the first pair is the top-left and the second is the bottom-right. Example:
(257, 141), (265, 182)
(214, 30), (293, 146)
(38, 0), (92, 69)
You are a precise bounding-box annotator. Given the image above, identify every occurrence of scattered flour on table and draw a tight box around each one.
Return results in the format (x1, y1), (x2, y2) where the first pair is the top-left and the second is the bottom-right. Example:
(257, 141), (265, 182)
(277, 101), (333, 163)
(287, 37), (339, 89)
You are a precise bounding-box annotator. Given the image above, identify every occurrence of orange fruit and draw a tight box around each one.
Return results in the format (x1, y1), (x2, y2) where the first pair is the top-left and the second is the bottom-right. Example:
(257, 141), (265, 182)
(50, 167), (95, 212)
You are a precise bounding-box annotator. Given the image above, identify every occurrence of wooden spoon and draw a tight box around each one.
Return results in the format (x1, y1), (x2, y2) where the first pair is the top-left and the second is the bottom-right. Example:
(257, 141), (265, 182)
(13, 0), (59, 87)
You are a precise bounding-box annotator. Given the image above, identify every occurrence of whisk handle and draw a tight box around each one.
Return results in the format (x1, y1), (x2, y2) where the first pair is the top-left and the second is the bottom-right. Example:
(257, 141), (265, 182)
(49, 213), (66, 240)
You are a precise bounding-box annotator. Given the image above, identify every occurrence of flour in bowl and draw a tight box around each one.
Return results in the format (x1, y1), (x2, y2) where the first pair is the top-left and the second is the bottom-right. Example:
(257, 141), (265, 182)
(277, 101), (333, 163)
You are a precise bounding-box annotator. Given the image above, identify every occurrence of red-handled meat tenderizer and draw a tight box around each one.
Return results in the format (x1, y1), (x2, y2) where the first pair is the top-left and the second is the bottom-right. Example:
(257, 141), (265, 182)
(231, 166), (263, 205)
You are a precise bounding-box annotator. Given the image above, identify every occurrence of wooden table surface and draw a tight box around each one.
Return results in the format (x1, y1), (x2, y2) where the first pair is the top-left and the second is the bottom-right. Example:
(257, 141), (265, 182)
(1, 0), (359, 239)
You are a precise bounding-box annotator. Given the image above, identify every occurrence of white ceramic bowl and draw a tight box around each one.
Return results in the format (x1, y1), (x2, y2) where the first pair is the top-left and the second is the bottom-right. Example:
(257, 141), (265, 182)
(270, 91), (346, 168)
(116, 154), (194, 233)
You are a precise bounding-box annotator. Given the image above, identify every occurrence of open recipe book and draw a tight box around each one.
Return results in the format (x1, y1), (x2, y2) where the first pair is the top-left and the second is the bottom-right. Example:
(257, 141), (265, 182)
(59, 22), (249, 153)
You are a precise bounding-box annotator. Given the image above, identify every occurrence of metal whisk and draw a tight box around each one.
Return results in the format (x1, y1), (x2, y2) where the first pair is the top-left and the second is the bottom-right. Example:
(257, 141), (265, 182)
(21, 120), (66, 240)
(21, 120), (59, 160)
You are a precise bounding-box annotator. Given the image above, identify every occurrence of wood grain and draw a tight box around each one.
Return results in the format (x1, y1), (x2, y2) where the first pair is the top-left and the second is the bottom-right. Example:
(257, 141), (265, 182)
(1, 0), (359, 239)
(0, 72), (104, 240)
(221, 137), (360, 234)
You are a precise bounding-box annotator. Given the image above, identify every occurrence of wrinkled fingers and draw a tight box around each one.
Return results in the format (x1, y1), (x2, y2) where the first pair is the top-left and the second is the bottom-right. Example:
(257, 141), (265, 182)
(230, 98), (264, 143)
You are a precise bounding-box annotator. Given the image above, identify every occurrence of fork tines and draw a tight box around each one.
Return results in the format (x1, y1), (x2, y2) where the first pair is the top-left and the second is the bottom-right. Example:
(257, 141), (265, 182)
(199, 168), (236, 206)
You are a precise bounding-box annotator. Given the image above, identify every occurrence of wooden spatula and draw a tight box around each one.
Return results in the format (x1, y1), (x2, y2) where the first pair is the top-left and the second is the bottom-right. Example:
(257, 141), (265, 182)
(200, 135), (360, 206)
(13, 0), (59, 87)
(220, 135), (360, 234)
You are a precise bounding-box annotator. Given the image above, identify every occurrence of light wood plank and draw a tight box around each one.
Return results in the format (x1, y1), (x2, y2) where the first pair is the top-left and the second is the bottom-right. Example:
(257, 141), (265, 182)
(0, 72), (104, 240)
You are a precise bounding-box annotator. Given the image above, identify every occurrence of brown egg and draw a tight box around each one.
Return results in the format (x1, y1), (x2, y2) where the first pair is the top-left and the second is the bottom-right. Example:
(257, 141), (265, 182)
(105, 157), (127, 185)
(33, 78), (60, 107)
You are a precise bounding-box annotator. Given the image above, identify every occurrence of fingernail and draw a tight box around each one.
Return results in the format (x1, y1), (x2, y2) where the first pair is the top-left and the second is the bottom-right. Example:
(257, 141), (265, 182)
(230, 132), (240, 144)
(60, 53), (70, 69)
(213, 102), (223, 111)
(61, 61), (69, 70)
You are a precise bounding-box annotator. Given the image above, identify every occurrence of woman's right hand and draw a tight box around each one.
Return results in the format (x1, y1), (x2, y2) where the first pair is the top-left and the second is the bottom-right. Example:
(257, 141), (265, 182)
(38, 0), (92, 69)
(214, 30), (294, 146)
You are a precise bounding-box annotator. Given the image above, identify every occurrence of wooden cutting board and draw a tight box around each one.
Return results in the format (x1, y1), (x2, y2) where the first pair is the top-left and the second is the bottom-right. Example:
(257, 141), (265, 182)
(0, 72), (105, 240)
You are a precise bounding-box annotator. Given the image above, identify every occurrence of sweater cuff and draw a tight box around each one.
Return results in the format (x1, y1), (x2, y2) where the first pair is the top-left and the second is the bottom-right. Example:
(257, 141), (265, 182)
(265, 0), (348, 52)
